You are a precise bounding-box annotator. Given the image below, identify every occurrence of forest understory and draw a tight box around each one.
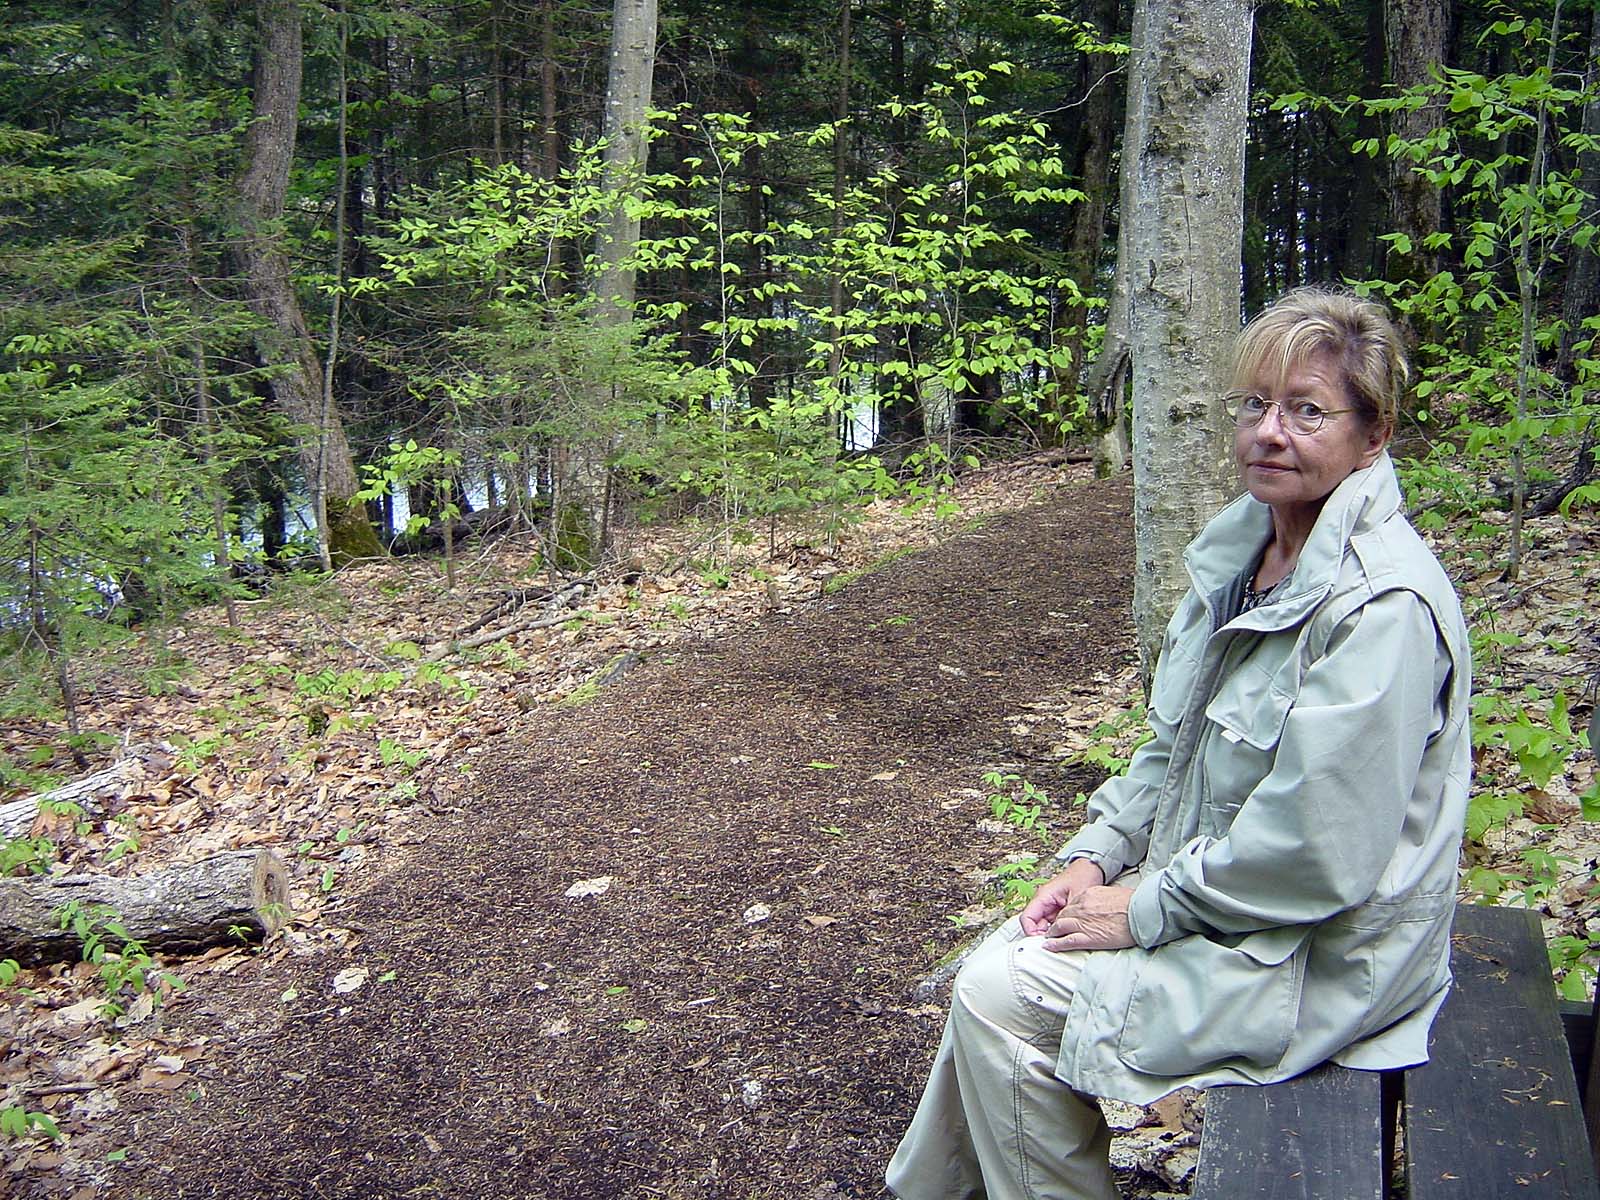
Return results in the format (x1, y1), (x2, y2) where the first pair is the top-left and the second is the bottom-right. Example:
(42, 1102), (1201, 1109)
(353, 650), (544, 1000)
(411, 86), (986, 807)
(2, 454), (1598, 1198)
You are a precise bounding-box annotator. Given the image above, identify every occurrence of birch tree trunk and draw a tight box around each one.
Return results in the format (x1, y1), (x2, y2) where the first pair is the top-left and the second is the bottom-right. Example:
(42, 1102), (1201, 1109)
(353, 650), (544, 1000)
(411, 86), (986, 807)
(236, 0), (380, 564)
(1124, 0), (1252, 680)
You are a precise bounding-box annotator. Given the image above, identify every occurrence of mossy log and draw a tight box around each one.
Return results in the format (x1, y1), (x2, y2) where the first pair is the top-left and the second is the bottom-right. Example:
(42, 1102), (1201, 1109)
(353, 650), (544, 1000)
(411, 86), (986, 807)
(0, 850), (289, 967)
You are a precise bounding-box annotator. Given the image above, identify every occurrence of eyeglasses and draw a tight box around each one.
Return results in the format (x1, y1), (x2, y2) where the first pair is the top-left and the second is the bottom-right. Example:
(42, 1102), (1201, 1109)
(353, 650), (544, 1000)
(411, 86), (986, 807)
(1225, 391), (1358, 436)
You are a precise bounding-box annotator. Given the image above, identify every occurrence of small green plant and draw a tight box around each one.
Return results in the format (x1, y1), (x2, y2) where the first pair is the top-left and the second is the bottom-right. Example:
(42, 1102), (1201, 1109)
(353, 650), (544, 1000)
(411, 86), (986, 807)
(378, 737), (427, 772)
(694, 563), (732, 589)
(0, 958), (21, 985)
(0, 833), (57, 876)
(1472, 688), (1593, 798)
(0, 750), (63, 798)
(1550, 930), (1600, 1002)
(55, 900), (184, 1020)
(992, 855), (1048, 908)
(0, 1105), (61, 1142)
(175, 729), (232, 769)
(1072, 702), (1154, 776)
(982, 770), (1050, 838)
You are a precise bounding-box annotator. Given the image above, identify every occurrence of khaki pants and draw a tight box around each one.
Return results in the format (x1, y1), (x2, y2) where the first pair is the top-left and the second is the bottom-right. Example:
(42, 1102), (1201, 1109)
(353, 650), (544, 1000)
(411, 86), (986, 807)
(885, 919), (1120, 1200)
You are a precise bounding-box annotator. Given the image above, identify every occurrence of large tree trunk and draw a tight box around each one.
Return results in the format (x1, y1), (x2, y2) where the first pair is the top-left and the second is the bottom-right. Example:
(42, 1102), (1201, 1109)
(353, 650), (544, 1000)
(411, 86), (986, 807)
(1385, 0), (1450, 296)
(1124, 0), (1252, 681)
(565, 0), (658, 565)
(237, 0), (380, 564)
(593, 0), (659, 318)
(0, 851), (289, 967)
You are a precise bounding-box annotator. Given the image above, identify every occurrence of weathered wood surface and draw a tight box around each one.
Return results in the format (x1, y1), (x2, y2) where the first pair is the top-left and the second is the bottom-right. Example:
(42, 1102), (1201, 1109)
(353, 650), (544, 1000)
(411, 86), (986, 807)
(0, 744), (179, 840)
(1191, 1062), (1384, 1200)
(1404, 903), (1600, 1199)
(0, 760), (130, 840)
(0, 850), (288, 966)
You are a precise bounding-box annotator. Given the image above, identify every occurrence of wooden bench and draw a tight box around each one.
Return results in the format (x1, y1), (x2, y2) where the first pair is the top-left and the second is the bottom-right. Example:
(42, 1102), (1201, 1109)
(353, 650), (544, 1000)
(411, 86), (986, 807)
(1192, 903), (1600, 1198)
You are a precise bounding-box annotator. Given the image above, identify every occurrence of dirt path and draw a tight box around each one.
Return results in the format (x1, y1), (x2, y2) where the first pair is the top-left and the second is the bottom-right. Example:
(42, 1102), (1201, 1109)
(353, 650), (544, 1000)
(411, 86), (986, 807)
(94, 477), (1135, 1199)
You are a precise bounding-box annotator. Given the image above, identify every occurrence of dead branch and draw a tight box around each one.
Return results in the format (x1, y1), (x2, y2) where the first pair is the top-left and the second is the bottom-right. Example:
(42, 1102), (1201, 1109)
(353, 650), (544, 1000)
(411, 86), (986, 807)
(430, 579), (595, 658)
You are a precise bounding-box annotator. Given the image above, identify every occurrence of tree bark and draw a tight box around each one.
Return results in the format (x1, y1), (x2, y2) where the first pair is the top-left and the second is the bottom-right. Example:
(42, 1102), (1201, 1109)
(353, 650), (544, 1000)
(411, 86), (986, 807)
(1054, 0), (1122, 446)
(0, 851), (289, 967)
(594, 0), (659, 318)
(1124, 0), (1253, 681)
(1342, 0), (1388, 280)
(1385, 0), (1450, 294)
(828, 0), (853, 402)
(1558, 3), (1600, 382)
(236, 0), (380, 564)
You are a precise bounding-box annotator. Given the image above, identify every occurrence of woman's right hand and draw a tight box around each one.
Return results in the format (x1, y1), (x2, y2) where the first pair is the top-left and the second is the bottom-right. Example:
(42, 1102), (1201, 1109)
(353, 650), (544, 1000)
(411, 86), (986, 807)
(1019, 858), (1107, 936)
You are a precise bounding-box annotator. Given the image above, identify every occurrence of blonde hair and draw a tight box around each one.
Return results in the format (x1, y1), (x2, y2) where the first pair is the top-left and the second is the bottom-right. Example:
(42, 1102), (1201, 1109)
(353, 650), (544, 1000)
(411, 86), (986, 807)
(1232, 286), (1410, 434)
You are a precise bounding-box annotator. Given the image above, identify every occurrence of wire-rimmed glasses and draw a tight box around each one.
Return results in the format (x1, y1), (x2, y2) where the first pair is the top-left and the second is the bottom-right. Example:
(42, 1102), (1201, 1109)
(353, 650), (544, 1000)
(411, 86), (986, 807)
(1225, 391), (1358, 436)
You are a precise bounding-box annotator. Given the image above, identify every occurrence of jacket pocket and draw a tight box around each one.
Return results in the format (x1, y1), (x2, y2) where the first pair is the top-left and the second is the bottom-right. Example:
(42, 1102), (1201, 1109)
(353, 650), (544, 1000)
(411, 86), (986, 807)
(1203, 661), (1294, 750)
(1199, 668), (1294, 833)
(1116, 924), (1311, 1077)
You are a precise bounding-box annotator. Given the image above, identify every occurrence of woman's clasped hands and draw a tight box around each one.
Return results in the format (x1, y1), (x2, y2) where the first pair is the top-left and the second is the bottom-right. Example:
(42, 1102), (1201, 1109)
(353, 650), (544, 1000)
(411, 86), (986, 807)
(1019, 858), (1136, 952)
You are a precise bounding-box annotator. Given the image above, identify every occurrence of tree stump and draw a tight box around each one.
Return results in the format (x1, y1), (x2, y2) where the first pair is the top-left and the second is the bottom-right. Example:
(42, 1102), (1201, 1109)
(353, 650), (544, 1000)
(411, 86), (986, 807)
(0, 850), (290, 967)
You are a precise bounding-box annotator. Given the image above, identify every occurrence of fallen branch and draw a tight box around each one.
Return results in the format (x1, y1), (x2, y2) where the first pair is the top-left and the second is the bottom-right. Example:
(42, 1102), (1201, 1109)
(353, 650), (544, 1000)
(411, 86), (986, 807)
(446, 578), (594, 642)
(431, 579), (594, 658)
(1531, 418), (1597, 516)
(0, 849), (289, 967)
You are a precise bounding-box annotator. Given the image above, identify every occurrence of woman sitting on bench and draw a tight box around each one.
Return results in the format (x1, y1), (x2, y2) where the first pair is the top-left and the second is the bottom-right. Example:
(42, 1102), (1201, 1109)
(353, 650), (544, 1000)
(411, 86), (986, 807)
(886, 287), (1473, 1200)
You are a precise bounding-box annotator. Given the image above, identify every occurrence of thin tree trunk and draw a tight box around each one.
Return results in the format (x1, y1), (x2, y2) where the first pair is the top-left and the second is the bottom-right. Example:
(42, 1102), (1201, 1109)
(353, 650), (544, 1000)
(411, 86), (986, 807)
(1125, 0), (1253, 682)
(541, 0), (564, 298)
(1506, 0), (1564, 583)
(1343, 0), (1388, 279)
(193, 339), (238, 629)
(236, 0), (380, 564)
(828, 0), (853, 413)
(594, 0), (659, 318)
(490, 0), (506, 165)
(1054, 0), (1121, 447)
(1558, 3), (1600, 382)
(1085, 1), (1144, 479)
(315, 0), (354, 574)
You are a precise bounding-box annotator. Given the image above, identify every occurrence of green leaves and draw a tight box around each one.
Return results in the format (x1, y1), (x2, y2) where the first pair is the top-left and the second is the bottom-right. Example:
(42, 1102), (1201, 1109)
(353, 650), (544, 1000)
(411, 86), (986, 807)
(0, 1106), (60, 1142)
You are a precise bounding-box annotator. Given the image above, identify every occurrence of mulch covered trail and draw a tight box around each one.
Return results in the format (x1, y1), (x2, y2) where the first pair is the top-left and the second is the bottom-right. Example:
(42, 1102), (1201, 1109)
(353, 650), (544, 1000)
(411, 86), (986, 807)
(106, 476), (1136, 1200)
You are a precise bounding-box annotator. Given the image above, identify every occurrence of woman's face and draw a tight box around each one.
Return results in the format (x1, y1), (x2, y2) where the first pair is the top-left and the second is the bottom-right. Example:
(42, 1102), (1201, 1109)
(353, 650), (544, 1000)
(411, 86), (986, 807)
(1233, 352), (1388, 520)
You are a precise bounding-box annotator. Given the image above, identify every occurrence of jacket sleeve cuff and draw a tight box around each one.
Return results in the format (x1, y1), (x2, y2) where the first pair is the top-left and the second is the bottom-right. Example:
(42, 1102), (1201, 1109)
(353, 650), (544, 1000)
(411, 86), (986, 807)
(1127, 871), (1175, 948)
(1055, 823), (1134, 881)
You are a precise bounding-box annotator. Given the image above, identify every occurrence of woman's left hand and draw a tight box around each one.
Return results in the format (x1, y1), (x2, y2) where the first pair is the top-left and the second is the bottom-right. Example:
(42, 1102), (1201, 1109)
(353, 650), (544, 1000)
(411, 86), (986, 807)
(1042, 885), (1136, 952)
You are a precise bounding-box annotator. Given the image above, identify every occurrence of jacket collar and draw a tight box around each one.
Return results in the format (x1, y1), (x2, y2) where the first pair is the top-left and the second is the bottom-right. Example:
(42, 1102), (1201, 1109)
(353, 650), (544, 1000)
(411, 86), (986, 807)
(1184, 453), (1404, 630)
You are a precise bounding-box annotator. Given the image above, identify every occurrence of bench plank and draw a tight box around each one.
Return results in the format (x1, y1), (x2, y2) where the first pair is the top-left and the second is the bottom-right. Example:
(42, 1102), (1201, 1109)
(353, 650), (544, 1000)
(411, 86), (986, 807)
(1191, 1063), (1384, 1199)
(1403, 904), (1600, 1199)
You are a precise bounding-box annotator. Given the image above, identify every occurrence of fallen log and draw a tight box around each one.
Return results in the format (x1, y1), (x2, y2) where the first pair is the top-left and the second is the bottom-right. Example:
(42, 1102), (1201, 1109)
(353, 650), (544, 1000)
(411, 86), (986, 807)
(0, 850), (289, 967)
(0, 743), (176, 841)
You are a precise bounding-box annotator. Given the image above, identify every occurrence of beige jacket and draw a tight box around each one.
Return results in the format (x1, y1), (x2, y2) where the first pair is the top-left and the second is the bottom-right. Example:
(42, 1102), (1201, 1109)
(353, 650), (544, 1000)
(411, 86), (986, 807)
(1054, 455), (1472, 1104)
